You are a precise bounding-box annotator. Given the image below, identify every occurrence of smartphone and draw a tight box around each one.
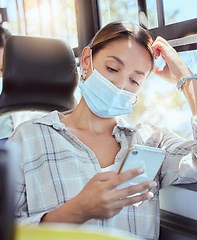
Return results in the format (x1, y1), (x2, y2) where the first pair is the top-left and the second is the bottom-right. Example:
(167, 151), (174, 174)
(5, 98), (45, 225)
(118, 144), (166, 190)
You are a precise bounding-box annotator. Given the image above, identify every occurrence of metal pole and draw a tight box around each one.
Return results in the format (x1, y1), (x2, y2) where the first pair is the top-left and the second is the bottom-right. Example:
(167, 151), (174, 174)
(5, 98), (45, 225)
(156, 0), (165, 26)
(75, 0), (100, 53)
(137, 0), (148, 29)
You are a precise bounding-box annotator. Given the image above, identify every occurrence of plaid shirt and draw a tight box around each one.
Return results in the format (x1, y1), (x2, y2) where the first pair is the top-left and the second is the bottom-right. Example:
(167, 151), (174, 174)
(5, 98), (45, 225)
(8, 111), (197, 240)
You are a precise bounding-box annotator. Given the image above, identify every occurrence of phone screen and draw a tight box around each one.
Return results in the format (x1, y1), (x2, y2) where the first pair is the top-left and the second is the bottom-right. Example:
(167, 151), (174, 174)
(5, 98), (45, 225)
(118, 145), (166, 190)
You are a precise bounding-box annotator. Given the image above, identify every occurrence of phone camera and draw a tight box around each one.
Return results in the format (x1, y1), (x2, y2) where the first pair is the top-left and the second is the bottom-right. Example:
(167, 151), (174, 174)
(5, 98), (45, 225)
(132, 150), (138, 155)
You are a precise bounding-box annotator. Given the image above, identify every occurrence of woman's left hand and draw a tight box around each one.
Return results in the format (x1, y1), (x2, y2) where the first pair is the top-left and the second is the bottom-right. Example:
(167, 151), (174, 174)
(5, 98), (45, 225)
(151, 36), (191, 84)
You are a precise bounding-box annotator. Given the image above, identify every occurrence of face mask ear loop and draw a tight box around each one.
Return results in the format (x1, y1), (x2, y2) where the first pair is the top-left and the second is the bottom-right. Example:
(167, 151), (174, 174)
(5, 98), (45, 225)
(90, 48), (94, 73)
(80, 65), (83, 81)
(132, 95), (138, 105)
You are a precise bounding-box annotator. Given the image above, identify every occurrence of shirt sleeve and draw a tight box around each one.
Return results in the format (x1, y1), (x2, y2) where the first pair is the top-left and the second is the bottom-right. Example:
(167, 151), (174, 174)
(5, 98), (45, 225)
(191, 116), (197, 141)
(14, 152), (48, 225)
(7, 123), (48, 225)
(158, 117), (197, 188)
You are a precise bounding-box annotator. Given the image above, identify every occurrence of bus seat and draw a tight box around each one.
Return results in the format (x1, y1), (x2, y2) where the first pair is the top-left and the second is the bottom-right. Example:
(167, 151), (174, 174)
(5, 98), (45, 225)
(0, 35), (78, 116)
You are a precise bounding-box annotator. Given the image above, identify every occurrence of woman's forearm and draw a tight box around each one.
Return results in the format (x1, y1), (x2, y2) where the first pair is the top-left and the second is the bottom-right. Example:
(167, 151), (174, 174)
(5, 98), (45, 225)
(182, 77), (197, 116)
(41, 196), (86, 224)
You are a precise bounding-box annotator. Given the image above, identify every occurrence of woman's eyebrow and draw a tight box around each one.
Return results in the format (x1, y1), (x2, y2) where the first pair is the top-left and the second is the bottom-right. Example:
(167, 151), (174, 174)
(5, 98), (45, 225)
(108, 56), (145, 76)
(135, 70), (145, 76)
(108, 56), (124, 66)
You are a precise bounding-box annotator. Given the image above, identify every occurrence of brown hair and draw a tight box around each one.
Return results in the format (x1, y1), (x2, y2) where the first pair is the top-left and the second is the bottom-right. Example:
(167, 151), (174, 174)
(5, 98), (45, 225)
(89, 21), (154, 72)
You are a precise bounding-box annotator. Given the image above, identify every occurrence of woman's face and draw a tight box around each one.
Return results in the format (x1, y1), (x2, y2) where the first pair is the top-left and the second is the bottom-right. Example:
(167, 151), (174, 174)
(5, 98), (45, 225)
(82, 39), (153, 93)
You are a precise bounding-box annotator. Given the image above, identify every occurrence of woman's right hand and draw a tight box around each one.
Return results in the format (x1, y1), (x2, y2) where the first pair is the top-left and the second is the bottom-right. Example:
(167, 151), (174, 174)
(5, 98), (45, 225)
(41, 168), (156, 224)
(70, 168), (156, 223)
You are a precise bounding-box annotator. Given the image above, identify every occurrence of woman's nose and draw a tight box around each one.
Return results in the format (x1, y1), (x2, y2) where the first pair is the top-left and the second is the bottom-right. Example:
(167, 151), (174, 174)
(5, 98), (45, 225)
(113, 77), (125, 90)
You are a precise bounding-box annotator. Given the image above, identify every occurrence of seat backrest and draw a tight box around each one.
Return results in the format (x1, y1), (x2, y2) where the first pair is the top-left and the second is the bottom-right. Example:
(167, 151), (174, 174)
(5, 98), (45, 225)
(0, 35), (78, 115)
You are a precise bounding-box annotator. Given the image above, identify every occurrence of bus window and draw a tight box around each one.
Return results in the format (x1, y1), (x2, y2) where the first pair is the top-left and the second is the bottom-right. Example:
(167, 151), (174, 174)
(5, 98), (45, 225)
(3, 0), (78, 49)
(146, 0), (158, 28)
(99, 0), (138, 27)
(0, 0), (79, 130)
(163, 0), (197, 25)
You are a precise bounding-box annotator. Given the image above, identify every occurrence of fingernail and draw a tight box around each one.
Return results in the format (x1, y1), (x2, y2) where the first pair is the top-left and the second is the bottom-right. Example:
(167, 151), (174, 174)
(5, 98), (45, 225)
(137, 167), (144, 174)
(147, 192), (154, 200)
(149, 181), (157, 188)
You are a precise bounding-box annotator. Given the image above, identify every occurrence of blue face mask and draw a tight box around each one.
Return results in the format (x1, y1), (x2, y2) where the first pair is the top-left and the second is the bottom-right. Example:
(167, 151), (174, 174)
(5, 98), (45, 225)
(78, 54), (137, 118)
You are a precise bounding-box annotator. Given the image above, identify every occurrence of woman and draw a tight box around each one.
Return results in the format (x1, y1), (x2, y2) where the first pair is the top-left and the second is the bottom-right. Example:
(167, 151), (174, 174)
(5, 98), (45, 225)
(9, 21), (197, 240)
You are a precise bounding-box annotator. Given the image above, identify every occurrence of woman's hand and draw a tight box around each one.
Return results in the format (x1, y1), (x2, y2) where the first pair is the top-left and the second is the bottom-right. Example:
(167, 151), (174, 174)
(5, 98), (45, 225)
(41, 168), (156, 224)
(71, 168), (156, 223)
(152, 36), (191, 84)
(41, 168), (156, 223)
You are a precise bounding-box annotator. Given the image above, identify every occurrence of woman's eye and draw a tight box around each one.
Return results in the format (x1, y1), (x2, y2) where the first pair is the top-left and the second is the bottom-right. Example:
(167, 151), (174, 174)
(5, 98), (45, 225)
(129, 79), (140, 86)
(107, 66), (118, 72)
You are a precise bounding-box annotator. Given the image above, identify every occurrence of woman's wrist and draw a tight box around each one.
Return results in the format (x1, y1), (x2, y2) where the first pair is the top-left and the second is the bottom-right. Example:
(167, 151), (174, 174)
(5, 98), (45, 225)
(41, 197), (87, 224)
(181, 77), (195, 91)
(180, 75), (197, 116)
(177, 73), (197, 91)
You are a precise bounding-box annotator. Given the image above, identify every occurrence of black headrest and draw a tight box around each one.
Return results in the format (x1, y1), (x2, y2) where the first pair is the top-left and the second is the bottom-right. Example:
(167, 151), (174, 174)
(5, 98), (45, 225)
(0, 35), (78, 115)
